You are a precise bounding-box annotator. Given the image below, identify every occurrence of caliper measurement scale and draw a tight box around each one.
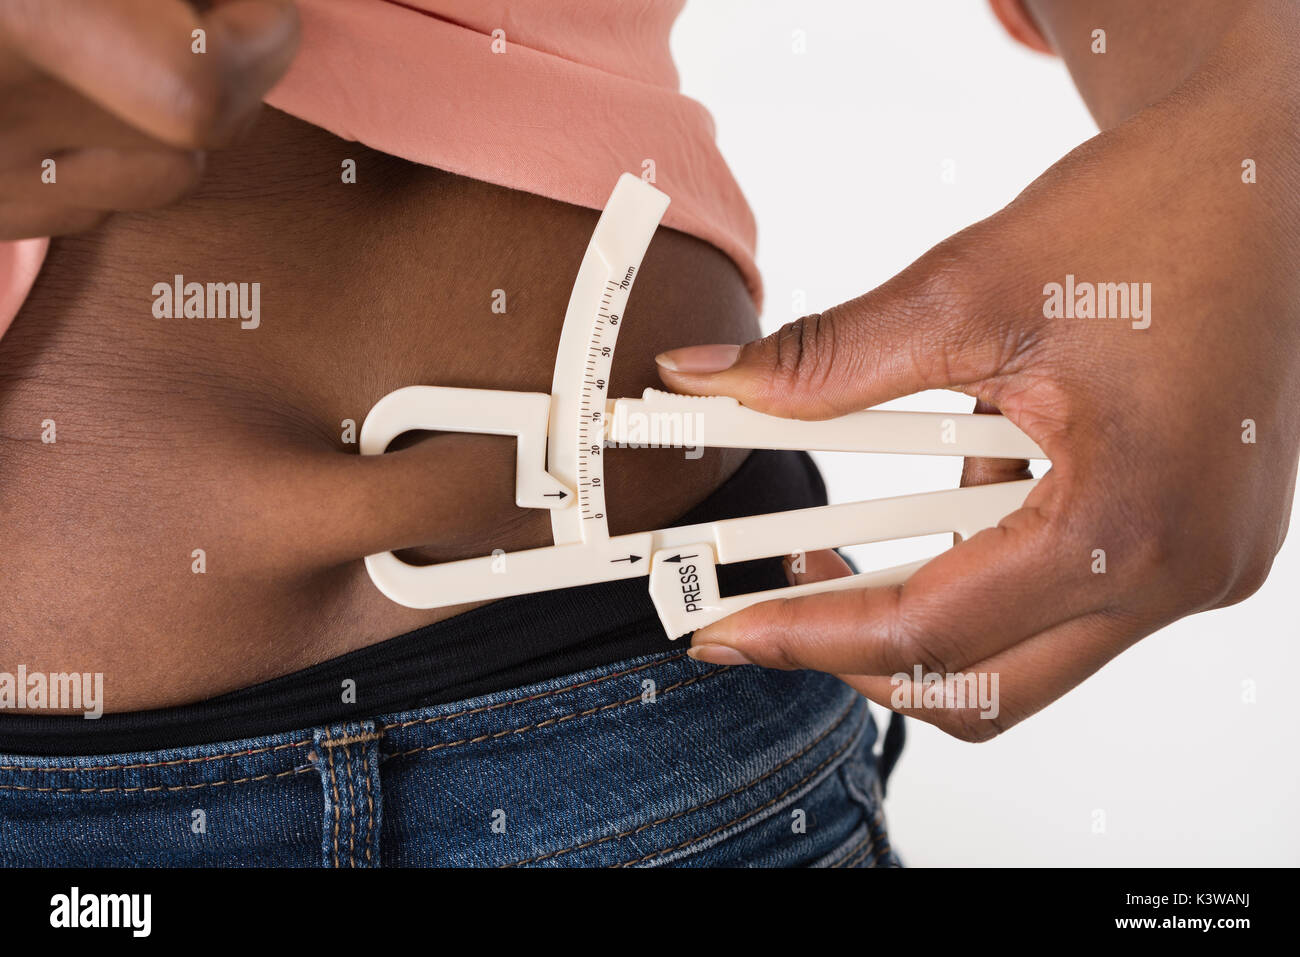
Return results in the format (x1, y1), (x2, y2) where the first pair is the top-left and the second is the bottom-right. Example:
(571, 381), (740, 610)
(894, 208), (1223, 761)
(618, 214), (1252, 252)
(546, 180), (667, 552)
(360, 174), (1049, 639)
(576, 276), (627, 528)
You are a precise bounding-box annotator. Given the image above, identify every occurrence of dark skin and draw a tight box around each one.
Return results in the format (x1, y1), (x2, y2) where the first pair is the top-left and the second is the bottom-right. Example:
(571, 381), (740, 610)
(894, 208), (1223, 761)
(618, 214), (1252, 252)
(665, 0), (1300, 740)
(0, 2), (754, 709)
(3, 0), (1296, 734)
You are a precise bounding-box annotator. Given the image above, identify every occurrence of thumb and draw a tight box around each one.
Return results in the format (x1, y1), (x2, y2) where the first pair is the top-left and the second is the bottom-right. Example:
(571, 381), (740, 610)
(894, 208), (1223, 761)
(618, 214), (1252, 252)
(655, 237), (1018, 419)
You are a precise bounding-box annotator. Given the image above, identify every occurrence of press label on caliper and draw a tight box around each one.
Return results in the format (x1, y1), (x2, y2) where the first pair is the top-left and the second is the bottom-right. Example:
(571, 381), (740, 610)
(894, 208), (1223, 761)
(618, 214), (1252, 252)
(648, 544), (723, 640)
(678, 561), (703, 612)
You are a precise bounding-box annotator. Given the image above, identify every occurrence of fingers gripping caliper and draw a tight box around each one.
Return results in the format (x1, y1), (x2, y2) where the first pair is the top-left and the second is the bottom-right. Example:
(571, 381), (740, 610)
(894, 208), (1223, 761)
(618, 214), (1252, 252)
(360, 175), (1045, 639)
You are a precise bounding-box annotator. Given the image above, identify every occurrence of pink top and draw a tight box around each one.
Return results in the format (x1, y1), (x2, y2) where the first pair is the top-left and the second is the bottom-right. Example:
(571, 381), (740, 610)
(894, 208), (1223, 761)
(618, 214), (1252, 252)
(0, 1), (1047, 342)
(265, 0), (761, 303)
(0, 0), (761, 342)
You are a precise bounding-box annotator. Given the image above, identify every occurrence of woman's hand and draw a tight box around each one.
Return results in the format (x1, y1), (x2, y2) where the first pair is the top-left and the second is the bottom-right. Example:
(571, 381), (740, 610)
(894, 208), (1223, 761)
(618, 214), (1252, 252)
(656, 6), (1300, 740)
(0, 0), (298, 240)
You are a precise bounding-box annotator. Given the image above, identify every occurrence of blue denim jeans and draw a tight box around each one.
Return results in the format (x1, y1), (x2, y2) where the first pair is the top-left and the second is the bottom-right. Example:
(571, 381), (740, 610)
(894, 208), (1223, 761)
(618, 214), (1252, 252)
(0, 651), (899, 867)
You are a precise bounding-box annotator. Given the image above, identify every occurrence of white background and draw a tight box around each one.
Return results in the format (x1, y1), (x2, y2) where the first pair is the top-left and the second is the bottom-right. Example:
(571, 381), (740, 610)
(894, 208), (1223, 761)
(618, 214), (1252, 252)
(672, 0), (1299, 866)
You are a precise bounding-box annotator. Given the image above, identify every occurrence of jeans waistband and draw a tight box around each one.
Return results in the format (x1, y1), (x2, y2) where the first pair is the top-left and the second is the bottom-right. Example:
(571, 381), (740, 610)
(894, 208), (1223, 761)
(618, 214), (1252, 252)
(0, 650), (891, 867)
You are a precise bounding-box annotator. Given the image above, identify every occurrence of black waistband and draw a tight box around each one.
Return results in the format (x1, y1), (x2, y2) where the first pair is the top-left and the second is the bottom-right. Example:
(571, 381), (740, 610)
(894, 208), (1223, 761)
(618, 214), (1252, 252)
(0, 450), (828, 756)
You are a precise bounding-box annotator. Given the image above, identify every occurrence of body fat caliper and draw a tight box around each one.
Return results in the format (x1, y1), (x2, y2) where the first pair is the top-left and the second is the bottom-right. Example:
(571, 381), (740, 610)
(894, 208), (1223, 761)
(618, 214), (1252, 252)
(360, 174), (1047, 639)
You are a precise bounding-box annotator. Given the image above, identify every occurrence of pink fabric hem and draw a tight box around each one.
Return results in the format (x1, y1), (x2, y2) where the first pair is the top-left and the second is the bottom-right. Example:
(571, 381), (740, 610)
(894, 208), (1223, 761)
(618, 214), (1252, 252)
(0, 0), (765, 346)
(263, 0), (762, 308)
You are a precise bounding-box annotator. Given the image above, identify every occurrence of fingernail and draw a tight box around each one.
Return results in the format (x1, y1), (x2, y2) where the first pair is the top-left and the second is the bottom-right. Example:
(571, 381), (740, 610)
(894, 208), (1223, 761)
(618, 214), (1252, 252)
(688, 644), (754, 666)
(655, 344), (741, 374)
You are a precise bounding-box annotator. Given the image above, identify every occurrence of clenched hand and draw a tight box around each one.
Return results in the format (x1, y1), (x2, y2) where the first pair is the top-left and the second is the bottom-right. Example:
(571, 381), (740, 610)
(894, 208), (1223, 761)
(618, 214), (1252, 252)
(0, 0), (298, 240)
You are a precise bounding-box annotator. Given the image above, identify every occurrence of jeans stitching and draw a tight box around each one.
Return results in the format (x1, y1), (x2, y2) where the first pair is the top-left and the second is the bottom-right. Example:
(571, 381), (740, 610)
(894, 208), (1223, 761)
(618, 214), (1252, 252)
(502, 697), (861, 867)
(363, 748), (376, 866)
(381, 667), (731, 764)
(844, 834), (881, 868)
(0, 764), (314, 794)
(379, 652), (688, 732)
(831, 813), (886, 868)
(847, 834), (888, 867)
(342, 742), (357, 869)
(614, 707), (866, 868)
(0, 740), (312, 774)
(319, 732), (383, 749)
(831, 828), (874, 868)
(324, 733), (341, 869)
(849, 823), (893, 868)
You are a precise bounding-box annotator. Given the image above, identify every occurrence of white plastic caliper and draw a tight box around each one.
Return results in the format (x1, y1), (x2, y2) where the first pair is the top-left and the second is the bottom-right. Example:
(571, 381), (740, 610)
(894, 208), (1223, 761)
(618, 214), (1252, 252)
(360, 174), (1046, 639)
